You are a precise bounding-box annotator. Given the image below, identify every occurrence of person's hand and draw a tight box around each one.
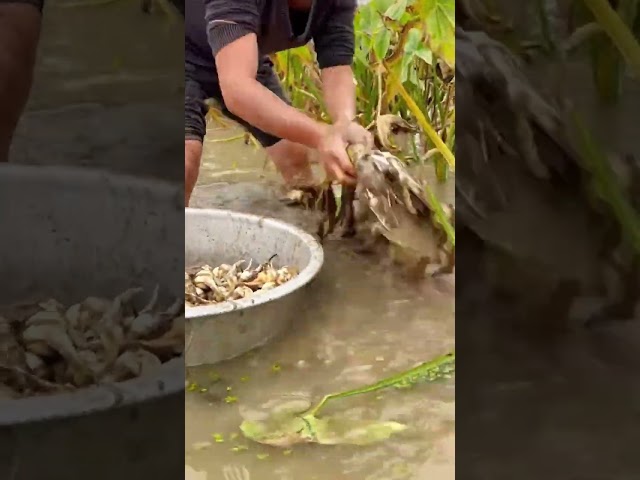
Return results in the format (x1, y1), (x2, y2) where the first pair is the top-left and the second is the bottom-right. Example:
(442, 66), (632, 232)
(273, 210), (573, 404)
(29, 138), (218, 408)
(316, 120), (373, 185)
(334, 119), (374, 151)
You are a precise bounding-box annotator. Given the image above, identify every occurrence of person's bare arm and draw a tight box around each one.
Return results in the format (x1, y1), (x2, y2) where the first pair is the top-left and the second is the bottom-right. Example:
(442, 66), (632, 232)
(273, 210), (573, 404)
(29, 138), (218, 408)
(205, 0), (356, 182)
(0, 2), (42, 160)
(314, 0), (358, 124)
(321, 65), (356, 126)
(215, 34), (328, 149)
(314, 0), (371, 149)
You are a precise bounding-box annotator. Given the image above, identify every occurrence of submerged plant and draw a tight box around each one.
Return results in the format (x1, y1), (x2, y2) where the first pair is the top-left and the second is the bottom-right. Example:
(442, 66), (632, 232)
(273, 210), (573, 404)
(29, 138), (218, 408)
(239, 352), (455, 448)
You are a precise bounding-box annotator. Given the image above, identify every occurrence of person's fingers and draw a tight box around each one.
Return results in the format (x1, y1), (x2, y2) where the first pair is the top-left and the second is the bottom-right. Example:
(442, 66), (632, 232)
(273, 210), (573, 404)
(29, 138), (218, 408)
(334, 149), (357, 177)
(325, 160), (345, 184)
(336, 162), (356, 185)
(324, 156), (356, 186)
(342, 172), (357, 186)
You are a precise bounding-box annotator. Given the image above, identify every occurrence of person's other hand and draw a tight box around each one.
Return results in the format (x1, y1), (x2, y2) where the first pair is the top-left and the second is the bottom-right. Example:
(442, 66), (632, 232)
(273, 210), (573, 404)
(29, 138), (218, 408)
(316, 121), (373, 185)
(334, 119), (374, 152)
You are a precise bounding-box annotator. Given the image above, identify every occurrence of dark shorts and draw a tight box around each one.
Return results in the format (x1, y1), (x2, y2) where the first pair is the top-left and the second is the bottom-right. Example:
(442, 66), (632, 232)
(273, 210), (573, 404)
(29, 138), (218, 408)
(184, 57), (289, 148)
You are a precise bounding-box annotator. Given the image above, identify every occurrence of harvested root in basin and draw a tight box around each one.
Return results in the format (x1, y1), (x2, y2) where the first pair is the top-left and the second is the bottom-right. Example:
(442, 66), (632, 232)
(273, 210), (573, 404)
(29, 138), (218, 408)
(185, 257), (298, 307)
(0, 288), (184, 399)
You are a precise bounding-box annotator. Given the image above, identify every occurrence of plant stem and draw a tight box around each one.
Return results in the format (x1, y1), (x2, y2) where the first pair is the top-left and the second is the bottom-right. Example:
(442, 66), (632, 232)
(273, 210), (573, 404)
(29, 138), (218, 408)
(308, 352), (455, 417)
(581, 0), (640, 77)
(425, 183), (455, 246)
(386, 66), (456, 170)
(209, 134), (245, 143)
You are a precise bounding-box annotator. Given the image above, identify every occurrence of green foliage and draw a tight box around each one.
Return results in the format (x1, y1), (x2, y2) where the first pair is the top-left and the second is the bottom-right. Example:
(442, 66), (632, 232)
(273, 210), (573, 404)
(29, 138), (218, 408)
(420, 0), (455, 67)
(272, 0), (455, 175)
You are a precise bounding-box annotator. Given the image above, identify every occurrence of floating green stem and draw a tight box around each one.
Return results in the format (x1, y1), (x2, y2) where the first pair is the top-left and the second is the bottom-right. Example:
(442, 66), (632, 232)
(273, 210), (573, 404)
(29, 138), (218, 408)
(308, 352), (455, 417)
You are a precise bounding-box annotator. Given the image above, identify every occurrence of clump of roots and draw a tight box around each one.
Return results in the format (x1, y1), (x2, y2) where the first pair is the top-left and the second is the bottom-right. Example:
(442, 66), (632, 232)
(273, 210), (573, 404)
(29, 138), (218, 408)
(0, 288), (184, 399)
(185, 257), (298, 307)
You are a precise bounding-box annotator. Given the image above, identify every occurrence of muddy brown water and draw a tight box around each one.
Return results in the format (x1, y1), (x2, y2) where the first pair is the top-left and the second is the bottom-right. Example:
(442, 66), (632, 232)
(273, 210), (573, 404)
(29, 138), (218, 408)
(186, 124), (455, 479)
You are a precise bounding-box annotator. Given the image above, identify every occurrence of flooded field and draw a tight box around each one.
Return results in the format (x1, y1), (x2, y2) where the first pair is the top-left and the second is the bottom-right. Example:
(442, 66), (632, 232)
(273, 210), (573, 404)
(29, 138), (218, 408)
(185, 125), (455, 479)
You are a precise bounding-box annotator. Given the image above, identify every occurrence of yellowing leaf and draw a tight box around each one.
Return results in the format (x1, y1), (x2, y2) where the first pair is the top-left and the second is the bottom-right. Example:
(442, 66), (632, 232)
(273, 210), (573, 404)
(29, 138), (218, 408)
(421, 0), (455, 68)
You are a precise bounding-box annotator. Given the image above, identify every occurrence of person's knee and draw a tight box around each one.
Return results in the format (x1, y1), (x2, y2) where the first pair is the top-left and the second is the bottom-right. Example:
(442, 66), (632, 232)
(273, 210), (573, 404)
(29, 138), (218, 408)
(266, 140), (311, 166)
(264, 140), (318, 186)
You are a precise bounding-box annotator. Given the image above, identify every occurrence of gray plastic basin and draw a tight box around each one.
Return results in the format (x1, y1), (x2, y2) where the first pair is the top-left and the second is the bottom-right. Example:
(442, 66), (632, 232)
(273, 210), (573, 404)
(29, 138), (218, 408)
(185, 208), (324, 367)
(0, 164), (183, 479)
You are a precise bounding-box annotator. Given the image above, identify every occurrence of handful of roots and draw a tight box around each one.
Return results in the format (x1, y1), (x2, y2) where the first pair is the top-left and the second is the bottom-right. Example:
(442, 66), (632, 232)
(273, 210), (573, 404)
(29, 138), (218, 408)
(185, 258), (298, 307)
(0, 287), (184, 399)
(283, 144), (455, 277)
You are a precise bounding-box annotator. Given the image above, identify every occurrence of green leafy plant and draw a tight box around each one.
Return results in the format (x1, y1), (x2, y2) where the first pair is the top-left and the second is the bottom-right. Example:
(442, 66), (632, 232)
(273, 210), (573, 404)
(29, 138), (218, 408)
(273, 0), (455, 179)
(239, 352), (455, 448)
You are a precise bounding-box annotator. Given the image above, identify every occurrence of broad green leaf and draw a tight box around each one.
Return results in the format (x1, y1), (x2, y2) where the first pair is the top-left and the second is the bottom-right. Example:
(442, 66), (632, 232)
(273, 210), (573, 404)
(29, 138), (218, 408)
(358, 32), (373, 57)
(421, 0), (455, 67)
(384, 0), (408, 20)
(355, 44), (370, 67)
(240, 414), (407, 447)
(373, 27), (392, 62)
(400, 28), (425, 82)
(373, 0), (395, 14)
(404, 27), (424, 57)
(415, 45), (433, 64)
(308, 416), (408, 446)
(358, 2), (384, 32)
(240, 354), (454, 448)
